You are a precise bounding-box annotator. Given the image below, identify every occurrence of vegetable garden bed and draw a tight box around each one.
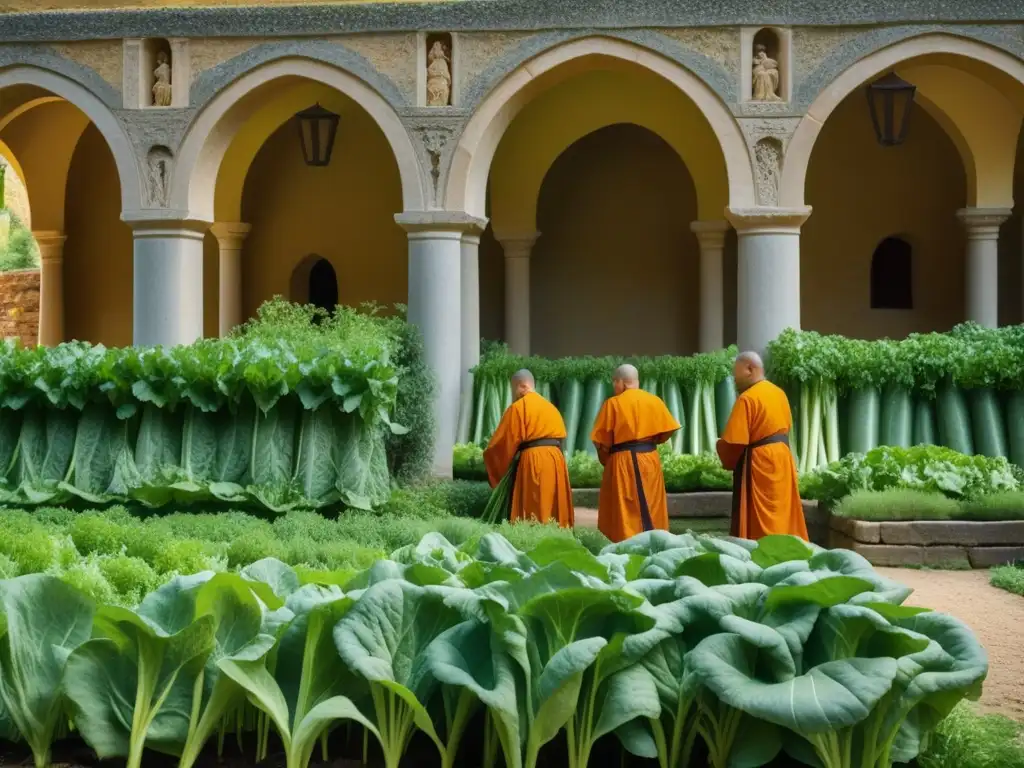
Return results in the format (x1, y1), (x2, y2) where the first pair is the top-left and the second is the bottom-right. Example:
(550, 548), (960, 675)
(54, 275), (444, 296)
(466, 324), (1024, 473)
(0, 301), (428, 515)
(0, 531), (988, 768)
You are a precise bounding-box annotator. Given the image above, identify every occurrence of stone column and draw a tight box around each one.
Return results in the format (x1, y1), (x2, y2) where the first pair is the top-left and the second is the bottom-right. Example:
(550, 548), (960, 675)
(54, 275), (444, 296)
(457, 228), (484, 444)
(33, 230), (67, 346)
(957, 207), (1010, 328)
(126, 214), (207, 347)
(690, 220), (729, 352)
(497, 232), (538, 356)
(210, 222), (251, 337)
(726, 207), (811, 356)
(395, 211), (487, 477)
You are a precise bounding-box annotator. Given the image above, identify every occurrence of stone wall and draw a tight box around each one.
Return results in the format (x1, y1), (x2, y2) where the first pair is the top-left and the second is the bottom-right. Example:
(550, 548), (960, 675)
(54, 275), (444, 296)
(0, 269), (40, 347)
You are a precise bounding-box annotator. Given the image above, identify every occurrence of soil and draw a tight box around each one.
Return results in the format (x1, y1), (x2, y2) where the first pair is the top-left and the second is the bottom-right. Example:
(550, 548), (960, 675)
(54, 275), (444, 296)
(876, 567), (1024, 721)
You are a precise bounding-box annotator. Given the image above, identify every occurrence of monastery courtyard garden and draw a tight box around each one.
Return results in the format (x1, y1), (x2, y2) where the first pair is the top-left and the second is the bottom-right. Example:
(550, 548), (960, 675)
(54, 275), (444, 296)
(0, 298), (1015, 767)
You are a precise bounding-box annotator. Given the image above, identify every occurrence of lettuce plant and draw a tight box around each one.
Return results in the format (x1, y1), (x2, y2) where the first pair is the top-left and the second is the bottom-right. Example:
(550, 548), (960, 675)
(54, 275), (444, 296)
(0, 575), (95, 768)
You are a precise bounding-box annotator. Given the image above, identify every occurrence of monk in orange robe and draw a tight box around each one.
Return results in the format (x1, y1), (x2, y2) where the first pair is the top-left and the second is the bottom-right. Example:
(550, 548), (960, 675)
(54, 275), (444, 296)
(591, 364), (680, 542)
(483, 369), (575, 527)
(716, 351), (808, 541)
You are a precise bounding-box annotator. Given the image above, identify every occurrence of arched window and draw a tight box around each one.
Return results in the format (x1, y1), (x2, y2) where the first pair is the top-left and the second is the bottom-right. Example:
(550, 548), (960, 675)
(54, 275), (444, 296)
(870, 237), (913, 309)
(307, 258), (338, 313)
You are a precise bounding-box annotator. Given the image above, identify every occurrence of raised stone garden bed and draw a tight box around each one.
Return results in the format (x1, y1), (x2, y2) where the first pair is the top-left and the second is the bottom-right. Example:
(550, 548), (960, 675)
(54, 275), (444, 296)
(829, 516), (1024, 568)
(571, 489), (827, 544)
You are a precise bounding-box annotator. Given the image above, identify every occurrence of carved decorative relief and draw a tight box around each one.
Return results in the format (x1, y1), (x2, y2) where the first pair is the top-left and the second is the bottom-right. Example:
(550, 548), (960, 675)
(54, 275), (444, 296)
(751, 42), (782, 101)
(416, 126), (454, 193)
(146, 145), (173, 207)
(425, 37), (453, 107)
(753, 137), (783, 207)
(152, 49), (172, 106)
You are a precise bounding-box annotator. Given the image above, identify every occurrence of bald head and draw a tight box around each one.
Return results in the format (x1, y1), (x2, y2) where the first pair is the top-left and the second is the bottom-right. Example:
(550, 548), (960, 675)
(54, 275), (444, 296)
(511, 369), (535, 401)
(612, 363), (640, 395)
(733, 351), (765, 392)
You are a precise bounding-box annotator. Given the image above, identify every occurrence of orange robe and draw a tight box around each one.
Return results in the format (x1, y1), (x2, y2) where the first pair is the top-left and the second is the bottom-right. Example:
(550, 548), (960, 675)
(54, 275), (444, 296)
(716, 379), (808, 541)
(483, 391), (575, 527)
(590, 388), (680, 543)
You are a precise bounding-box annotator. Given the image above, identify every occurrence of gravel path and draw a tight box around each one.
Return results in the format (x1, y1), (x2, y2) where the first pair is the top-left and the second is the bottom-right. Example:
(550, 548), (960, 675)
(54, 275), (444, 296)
(575, 508), (1023, 719)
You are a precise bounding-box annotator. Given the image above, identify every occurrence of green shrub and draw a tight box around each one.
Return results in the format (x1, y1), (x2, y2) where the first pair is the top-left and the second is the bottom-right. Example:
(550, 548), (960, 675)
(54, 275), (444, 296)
(801, 445), (1023, 505)
(834, 489), (963, 521)
(990, 564), (1024, 597)
(226, 529), (288, 569)
(69, 513), (132, 555)
(56, 558), (117, 605)
(960, 491), (1024, 521)
(0, 211), (39, 272)
(917, 703), (1024, 768)
(150, 538), (221, 575)
(383, 313), (436, 484)
(98, 555), (161, 602)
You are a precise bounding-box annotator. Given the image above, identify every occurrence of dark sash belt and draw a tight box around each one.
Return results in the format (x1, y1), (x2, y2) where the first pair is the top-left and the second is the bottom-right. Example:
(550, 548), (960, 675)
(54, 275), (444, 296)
(518, 437), (564, 453)
(731, 432), (790, 537)
(609, 440), (658, 532)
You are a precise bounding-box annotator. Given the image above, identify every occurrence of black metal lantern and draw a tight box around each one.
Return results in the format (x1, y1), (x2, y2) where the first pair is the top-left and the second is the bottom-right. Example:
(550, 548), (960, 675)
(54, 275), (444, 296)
(296, 103), (340, 166)
(866, 72), (916, 146)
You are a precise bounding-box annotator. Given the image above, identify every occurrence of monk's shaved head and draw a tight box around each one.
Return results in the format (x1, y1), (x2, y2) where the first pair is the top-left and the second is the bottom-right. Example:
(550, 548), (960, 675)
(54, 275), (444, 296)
(735, 351), (764, 370)
(510, 368), (536, 401)
(613, 364), (639, 383)
(612, 363), (640, 395)
(511, 369), (535, 387)
(733, 350), (766, 393)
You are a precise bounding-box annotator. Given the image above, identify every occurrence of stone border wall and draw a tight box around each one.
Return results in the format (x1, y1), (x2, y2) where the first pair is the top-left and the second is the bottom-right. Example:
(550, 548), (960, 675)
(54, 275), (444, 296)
(571, 489), (827, 544)
(571, 489), (1023, 566)
(0, 269), (39, 347)
(829, 517), (1024, 568)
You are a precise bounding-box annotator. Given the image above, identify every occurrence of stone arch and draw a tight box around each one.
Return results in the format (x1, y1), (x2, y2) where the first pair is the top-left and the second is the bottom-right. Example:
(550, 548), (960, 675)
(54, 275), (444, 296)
(0, 65), (143, 212)
(445, 35), (755, 219)
(781, 34), (1024, 209)
(172, 56), (427, 221)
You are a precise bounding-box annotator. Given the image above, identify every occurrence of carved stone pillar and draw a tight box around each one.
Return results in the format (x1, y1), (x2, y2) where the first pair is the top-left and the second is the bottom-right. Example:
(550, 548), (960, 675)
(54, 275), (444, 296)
(957, 207), (1010, 329)
(34, 230), (67, 346)
(457, 227), (484, 444)
(726, 207), (811, 356)
(395, 211), (487, 477)
(126, 214), (207, 347)
(210, 222), (251, 337)
(690, 220), (729, 352)
(497, 232), (538, 356)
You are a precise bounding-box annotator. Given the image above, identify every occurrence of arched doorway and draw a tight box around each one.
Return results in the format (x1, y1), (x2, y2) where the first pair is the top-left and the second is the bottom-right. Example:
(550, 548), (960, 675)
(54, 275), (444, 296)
(307, 257), (338, 313)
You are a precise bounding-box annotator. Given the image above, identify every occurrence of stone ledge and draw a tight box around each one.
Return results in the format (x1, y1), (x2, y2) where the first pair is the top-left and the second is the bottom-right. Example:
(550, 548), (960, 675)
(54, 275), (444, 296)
(877, 520), (1024, 546)
(828, 539), (972, 568)
(830, 516), (882, 543)
(968, 546), (1024, 568)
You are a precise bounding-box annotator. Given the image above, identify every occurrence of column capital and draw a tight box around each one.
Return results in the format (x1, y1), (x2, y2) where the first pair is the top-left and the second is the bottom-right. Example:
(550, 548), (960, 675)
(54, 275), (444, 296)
(690, 220), (729, 248)
(495, 232), (540, 259)
(210, 221), (252, 249)
(394, 210), (487, 236)
(725, 206), (812, 235)
(957, 207), (1011, 239)
(122, 209), (209, 241)
(31, 230), (67, 262)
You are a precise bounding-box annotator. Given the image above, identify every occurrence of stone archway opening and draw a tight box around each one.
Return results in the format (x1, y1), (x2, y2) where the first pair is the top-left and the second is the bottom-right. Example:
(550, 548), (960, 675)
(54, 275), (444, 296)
(188, 72), (413, 338)
(0, 85), (129, 347)
(458, 41), (744, 356)
(792, 40), (1024, 338)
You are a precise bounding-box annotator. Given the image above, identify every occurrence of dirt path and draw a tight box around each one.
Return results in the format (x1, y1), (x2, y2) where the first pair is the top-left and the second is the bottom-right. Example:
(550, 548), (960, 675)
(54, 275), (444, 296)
(575, 508), (1023, 719)
(875, 567), (1024, 720)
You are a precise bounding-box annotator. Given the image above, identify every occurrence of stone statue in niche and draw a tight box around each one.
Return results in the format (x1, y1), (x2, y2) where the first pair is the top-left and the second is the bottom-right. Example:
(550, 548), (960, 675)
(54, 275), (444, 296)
(754, 138), (782, 206)
(152, 50), (173, 107)
(425, 41), (452, 107)
(147, 146), (173, 206)
(751, 43), (782, 102)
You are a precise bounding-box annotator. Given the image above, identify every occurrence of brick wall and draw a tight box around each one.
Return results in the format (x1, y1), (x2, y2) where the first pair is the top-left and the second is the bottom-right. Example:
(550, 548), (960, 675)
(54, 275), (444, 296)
(0, 269), (40, 347)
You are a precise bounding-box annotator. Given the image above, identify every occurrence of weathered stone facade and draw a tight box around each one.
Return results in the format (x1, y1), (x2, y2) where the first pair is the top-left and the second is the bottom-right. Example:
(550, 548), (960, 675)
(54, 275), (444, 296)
(0, 269), (39, 347)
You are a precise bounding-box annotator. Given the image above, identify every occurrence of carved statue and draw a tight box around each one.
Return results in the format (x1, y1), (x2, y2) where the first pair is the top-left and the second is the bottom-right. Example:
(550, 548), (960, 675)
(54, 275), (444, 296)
(425, 41), (452, 107)
(754, 138), (782, 206)
(147, 147), (173, 206)
(152, 50), (173, 107)
(751, 43), (782, 102)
